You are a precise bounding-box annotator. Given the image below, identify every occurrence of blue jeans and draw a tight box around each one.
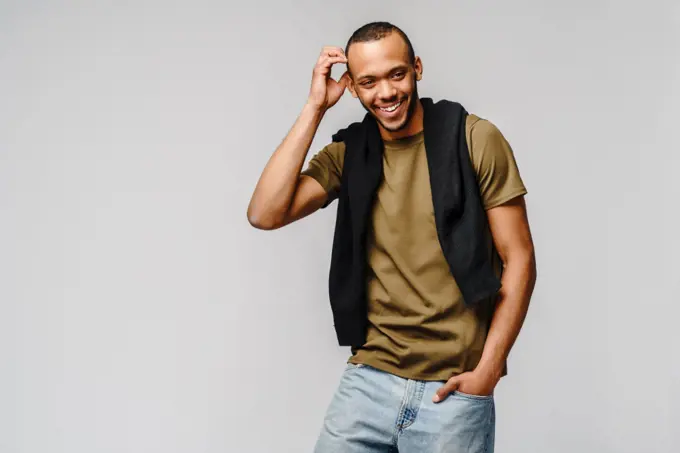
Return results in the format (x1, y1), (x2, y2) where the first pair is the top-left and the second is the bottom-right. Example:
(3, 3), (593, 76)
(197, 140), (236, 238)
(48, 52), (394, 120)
(314, 363), (495, 453)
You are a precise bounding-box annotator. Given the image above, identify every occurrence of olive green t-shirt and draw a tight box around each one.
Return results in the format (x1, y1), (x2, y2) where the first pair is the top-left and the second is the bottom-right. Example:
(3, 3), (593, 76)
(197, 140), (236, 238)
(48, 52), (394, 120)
(302, 114), (527, 381)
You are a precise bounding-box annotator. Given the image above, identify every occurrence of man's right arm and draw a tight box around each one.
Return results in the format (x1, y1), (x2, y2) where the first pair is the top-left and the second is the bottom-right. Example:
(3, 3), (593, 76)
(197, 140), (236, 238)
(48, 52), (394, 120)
(247, 103), (329, 230)
(247, 46), (349, 230)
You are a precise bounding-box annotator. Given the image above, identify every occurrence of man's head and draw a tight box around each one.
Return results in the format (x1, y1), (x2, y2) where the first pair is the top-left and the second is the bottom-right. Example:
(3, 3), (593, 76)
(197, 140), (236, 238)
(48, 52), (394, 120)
(345, 22), (423, 138)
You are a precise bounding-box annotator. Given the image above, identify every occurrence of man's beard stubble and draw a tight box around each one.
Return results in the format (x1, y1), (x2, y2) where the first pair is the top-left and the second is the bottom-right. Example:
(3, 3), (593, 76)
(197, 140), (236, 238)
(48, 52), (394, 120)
(360, 82), (420, 133)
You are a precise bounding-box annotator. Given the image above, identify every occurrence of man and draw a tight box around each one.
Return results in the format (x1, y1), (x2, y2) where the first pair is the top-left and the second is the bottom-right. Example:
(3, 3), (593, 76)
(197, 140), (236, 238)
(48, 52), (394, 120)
(247, 21), (536, 453)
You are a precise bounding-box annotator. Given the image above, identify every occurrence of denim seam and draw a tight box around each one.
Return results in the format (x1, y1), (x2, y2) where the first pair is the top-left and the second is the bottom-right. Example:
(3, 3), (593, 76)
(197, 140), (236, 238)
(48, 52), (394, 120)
(399, 380), (425, 431)
(391, 379), (412, 445)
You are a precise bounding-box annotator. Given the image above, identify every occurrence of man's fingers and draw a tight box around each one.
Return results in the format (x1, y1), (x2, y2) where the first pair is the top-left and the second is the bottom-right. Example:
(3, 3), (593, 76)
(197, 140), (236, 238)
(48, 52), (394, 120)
(317, 54), (347, 67)
(323, 56), (348, 65)
(315, 56), (348, 75)
(314, 47), (347, 74)
(432, 379), (459, 403)
(321, 46), (345, 57)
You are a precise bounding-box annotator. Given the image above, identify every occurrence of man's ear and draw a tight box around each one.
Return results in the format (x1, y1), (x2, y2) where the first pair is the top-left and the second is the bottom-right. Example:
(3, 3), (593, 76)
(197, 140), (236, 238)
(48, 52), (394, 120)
(347, 77), (359, 98)
(414, 56), (423, 81)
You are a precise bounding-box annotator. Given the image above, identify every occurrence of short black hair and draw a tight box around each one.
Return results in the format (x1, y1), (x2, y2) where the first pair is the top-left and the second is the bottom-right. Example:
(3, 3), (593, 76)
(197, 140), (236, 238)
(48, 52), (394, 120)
(345, 22), (415, 66)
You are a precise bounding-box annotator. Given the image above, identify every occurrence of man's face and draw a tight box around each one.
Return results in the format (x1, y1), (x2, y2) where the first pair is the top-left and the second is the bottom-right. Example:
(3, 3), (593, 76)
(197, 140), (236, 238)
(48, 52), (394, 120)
(347, 32), (423, 134)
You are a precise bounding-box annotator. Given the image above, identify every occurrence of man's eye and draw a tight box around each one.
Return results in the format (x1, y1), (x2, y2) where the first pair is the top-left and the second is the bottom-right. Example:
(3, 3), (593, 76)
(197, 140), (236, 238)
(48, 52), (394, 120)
(393, 72), (405, 78)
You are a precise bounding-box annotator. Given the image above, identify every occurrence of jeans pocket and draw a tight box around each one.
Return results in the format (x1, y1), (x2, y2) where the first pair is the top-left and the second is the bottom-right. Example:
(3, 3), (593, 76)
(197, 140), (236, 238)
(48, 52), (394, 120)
(344, 362), (366, 371)
(453, 390), (494, 401)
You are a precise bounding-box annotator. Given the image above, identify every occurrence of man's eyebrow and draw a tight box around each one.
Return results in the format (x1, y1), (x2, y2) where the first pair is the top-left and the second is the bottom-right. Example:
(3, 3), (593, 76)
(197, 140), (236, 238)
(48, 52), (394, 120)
(356, 65), (409, 81)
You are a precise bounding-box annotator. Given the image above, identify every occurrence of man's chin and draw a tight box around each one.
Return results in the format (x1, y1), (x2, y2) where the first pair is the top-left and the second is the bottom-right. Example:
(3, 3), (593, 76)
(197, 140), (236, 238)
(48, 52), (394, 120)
(375, 115), (409, 133)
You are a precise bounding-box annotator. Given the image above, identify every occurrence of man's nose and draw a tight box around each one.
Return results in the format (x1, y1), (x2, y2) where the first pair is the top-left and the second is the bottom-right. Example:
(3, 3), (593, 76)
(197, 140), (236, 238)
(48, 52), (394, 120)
(377, 81), (397, 101)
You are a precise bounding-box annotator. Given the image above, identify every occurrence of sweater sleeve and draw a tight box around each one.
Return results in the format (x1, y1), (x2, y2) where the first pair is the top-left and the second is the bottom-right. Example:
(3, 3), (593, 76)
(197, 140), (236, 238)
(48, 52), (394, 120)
(301, 141), (346, 207)
(467, 117), (528, 210)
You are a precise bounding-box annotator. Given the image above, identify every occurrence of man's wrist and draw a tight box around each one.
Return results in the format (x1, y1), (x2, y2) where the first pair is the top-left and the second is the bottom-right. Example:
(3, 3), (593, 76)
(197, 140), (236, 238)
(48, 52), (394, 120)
(474, 360), (503, 384)
(304, 99), (328, 116)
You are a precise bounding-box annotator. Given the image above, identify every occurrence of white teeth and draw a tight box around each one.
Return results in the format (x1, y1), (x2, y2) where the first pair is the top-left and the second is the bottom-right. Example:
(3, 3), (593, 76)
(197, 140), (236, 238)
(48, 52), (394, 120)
(380, 102), (401, 112)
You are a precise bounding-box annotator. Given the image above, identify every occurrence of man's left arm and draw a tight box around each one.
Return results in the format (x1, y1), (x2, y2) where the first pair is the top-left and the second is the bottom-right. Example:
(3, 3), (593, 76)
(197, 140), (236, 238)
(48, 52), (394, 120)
(433, 196), (536, 401)
(472, 195), (537, 388)
(433, 117), (537, 402)
(434, 196), (536, 401)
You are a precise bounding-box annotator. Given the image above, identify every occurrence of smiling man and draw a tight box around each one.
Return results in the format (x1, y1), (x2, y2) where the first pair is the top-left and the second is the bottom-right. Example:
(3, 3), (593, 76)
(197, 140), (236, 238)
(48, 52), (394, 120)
(247, 22), (536, 453)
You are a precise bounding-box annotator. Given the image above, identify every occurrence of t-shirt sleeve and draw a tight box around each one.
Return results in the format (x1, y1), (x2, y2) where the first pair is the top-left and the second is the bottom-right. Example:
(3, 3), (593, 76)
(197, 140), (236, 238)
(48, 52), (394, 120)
(467, 118), (528, 210)
(301, 141), (346, 207)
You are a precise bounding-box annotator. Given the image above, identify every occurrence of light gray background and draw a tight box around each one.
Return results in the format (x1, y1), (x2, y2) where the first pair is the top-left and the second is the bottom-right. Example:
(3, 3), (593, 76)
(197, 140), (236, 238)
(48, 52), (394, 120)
(1, 1), (678, 452)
